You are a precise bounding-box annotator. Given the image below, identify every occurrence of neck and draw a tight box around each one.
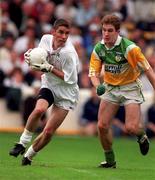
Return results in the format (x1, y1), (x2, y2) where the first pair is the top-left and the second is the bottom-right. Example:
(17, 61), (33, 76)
(53, 41), (59, 50)
(105, 43), (114, 48)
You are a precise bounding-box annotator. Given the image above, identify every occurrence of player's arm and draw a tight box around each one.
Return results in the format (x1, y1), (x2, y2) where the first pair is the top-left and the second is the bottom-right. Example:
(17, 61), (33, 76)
(89, 50), (102, 87)
(36, 35), (65, 80)
(49, 67), (64, 80)
(90, 75), (106, 96)
(30, 61), (65, 80)
(24, 48), (65, 80)
(60, 52), (79, 84)
(90, 76), (101, 88)
(89, 51), (105, 96)
(127, 46), (155, 89)
(144, 66), (155, 90)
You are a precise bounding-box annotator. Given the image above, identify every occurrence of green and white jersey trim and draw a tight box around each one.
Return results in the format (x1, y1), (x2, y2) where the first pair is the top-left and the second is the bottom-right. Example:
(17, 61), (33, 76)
(125, 44), (137, 59)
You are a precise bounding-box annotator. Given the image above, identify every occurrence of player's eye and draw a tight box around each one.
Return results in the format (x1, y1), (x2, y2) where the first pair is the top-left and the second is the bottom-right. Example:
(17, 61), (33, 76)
(103, 28), (114, 33)
(108, 29), (114, 32)
(58, 30), (64, 34)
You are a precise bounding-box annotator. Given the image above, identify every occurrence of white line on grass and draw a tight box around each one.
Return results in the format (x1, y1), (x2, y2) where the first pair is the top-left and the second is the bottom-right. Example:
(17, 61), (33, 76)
(67, 167), (99, 177)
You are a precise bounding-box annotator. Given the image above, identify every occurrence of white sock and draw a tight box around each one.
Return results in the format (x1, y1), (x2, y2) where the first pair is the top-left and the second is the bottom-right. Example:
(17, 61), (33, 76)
(24, 145), (37, 160)
(19, 129), (33, 147)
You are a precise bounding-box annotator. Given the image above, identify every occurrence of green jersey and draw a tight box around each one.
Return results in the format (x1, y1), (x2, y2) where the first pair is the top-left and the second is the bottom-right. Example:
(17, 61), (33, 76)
(89, 35), (150, 85)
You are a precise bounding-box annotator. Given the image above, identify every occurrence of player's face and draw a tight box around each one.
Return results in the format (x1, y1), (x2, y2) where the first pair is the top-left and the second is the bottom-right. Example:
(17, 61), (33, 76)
(53, 26), (70, 48)
(102, 24), (119, 47)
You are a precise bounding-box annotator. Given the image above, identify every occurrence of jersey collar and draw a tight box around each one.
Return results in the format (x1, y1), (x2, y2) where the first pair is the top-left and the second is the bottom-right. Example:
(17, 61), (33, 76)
(101, 35), (122, 49)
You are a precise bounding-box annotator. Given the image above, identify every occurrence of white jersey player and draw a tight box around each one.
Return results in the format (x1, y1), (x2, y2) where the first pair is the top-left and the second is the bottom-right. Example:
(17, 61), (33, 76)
(39, 34), (79, 110)
(9, 19), (79, 166)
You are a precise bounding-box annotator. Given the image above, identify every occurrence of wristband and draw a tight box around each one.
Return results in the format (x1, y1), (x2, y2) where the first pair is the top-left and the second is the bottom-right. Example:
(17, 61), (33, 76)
(50, 65), (54, 72)
(96, 84), (105, 96)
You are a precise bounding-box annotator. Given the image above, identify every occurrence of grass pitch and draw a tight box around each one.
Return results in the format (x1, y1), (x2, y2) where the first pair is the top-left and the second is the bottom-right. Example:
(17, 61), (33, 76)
(0, 132), (155, 180)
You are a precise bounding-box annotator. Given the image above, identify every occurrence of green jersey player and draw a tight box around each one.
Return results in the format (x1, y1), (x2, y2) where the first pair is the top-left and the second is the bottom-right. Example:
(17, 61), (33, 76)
(89, 14), (155, 168)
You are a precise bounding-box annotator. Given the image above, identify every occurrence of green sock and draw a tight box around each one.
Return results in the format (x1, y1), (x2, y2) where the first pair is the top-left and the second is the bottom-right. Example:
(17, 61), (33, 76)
(104, 150), (115, 164)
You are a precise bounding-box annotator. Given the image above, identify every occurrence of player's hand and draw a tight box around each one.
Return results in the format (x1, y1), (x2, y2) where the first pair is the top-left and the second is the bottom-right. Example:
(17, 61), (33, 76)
(96, 84), (105, 96)
(30, 61), (54, 73)
(24, 49), (32, 65)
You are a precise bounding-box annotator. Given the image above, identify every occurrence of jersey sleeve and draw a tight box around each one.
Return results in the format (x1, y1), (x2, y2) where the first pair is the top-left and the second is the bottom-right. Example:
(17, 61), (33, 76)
(126, 45), (150, 71)
(38, 35), (51, 50)
(62, 52), (79, 84)
(89, 49), (102, 77)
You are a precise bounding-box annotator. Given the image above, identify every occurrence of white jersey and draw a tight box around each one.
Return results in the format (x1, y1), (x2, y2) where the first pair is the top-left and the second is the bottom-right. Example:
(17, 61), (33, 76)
(38, 34), (79, 110)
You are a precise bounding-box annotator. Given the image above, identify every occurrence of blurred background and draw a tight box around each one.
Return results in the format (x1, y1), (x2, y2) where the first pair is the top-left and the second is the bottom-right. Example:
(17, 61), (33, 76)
(0, 0), (155, 138)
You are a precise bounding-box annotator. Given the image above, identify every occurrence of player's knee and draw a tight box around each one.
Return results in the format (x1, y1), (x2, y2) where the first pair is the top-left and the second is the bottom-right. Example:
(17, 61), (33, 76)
(43, 128), (53, 140)
(98, 121), (109, 134)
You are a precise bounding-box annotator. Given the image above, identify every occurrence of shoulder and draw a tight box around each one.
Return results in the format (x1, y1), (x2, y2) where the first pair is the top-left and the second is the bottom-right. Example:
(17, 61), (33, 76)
(39, 34), (53, 49)
(121, 37), (137, 47)
(62, 39), (77, 55)
(120, 37), (141, 54)
(40, 34), (53, 41)
(94, 42), (103, 50)
(93, 42), (104, 56)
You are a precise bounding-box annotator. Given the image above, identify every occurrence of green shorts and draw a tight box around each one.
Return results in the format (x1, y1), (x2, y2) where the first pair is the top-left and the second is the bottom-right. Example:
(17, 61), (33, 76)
(100, 80), (145, 105)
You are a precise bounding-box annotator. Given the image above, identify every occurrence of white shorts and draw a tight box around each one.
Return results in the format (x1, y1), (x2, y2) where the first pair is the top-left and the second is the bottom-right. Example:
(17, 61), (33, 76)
(100, 80), (145, 105)
(41, 83), (79, 111)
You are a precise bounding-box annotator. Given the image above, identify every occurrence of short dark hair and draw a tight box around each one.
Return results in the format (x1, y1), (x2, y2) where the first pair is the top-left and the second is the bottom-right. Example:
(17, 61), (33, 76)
(53, 19), (70, 29)
(101, 14), (121, 31)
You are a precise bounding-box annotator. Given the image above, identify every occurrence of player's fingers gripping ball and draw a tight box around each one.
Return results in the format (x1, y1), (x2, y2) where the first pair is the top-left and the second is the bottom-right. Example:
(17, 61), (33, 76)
(29, 47), (48, 65)
(24, 49), (32, 65)
(31, 62), (54, 73)
(96, 84), (106, 96)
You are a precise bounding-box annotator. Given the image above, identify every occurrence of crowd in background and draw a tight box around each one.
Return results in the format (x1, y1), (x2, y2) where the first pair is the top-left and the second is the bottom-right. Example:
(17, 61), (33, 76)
(0, 0), (155, 137)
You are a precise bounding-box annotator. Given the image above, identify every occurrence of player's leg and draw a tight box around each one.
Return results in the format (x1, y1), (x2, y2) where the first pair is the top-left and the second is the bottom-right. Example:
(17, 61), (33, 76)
(9, 88), (54, 157)
(125, 103), (149, 155)
(33, 105), (68, 152)
(22, 105), (69, 165)
(98, 100), (119, 168)
(9, 99), (49, 157)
